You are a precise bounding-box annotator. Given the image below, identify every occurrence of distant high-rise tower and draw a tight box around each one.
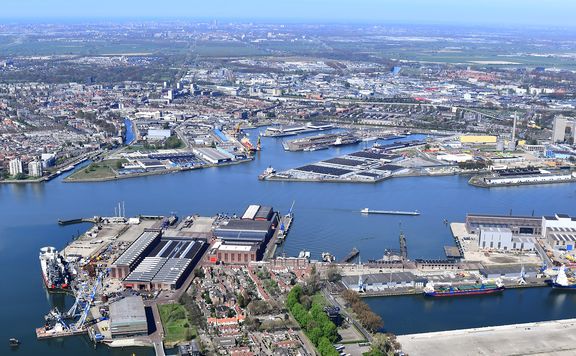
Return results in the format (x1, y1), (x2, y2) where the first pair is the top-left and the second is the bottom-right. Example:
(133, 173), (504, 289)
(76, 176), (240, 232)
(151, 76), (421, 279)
(8, 158), (23, 176)
(28, 160), (43, 177)
(552, 115), (576, 143)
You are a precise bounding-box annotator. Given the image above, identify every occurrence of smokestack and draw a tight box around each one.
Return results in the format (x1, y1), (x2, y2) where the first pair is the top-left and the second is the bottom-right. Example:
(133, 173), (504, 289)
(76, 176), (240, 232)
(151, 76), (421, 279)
(512, 113), (517, 143)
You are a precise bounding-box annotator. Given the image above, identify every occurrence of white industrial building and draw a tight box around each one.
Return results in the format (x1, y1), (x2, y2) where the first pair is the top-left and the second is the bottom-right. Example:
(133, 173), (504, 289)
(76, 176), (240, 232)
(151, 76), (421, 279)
(147, 129), (172, 140)
(479, 227), (535, 251)
(436, 153), (473, 163)
(341, 272), (426, 292)
(543, 214), (576, 251)
(193, 147), (234, 164)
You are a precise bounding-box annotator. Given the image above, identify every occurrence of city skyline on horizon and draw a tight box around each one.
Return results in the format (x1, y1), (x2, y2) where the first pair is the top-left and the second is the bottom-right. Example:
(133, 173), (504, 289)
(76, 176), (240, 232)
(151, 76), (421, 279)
(1, 0), (576, 28)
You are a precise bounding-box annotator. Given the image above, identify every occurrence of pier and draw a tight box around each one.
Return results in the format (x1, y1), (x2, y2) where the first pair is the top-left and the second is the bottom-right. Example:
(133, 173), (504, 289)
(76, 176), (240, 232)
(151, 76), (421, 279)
(398, 318), (576, 356)
(340, 248), (360, 263)
(36, 327), (87, 339)
(58, 217), (98, 226)
(276, 212), (294, 244)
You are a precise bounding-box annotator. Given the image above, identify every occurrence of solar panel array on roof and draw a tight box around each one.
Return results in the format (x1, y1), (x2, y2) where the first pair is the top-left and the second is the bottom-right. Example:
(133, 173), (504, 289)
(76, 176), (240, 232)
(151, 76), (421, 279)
(218, 219), (273, 232)
(151, 258), (192, 285)
(114, 231), (161, 268)
(295, 165), (352, 176)
(375, 164), (404, 172)
(497, 168), (540, 177)
(550, 233), (576, 242)
(124, 257), (167, 282)
(323, 158), (364, 167)
(348, 151), (391, 160)
(548, 227), (576, 233)
(255, 206), (273, 221)
(149, 239), (204, 259)
(355, 172), (381, 178)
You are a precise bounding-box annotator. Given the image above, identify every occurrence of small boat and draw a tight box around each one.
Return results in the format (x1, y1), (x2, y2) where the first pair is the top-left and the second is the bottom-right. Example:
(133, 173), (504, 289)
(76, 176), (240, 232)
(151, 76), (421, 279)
(258, 166), (276, 180)
(9, 338), (20, 347)
(298, 250), (311, 259)
(361, 208), (420, 216)
(321, 252), (336, 263)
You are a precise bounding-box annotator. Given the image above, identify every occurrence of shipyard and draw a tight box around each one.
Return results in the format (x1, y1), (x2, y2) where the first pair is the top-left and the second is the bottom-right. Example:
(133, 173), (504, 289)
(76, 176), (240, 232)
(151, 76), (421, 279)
(33, 199), (576, 355)
(34, 203), (311, 354)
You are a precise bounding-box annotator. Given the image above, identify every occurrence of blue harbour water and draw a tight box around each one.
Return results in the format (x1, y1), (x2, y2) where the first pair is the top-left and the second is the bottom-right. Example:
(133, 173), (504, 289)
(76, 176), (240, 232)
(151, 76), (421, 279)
(123, 118), (136, 145)
(1, 127), (576, 354)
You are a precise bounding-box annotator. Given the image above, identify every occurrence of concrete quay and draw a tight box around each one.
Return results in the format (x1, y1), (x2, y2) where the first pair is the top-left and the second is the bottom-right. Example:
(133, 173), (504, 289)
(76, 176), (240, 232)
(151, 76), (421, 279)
(398, 318), (576, 356)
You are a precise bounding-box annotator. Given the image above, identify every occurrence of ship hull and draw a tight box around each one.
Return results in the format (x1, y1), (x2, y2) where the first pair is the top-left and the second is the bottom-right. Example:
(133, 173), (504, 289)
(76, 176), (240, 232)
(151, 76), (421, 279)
(39, 247), (71, 291)
(40, 260), (57, 290)
(551, 283), (576, 289)
(425, 286), (504, 297)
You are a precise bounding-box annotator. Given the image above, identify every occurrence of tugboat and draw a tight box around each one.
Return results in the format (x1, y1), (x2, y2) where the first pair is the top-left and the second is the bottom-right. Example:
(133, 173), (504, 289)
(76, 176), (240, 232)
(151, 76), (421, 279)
(9, 338), (20, 347)
(258, 166), (276, 180)
(298, 250), (311, 260)
(423, 279), (504, 297)
(550, 265), (576, 289)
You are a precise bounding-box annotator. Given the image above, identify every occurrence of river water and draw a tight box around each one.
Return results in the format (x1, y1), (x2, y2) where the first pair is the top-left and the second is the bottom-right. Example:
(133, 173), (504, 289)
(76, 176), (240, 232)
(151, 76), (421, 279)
(1, 128), (575, 354)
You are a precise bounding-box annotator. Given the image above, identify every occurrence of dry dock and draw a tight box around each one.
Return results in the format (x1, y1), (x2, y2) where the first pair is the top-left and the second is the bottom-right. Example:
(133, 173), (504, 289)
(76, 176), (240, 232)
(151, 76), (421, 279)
(398, 318), (576, 356)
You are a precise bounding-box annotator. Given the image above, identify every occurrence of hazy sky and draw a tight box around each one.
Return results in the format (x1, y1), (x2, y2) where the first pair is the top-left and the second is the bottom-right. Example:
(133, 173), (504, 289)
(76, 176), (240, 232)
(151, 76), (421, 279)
(1, 0), (575, 27)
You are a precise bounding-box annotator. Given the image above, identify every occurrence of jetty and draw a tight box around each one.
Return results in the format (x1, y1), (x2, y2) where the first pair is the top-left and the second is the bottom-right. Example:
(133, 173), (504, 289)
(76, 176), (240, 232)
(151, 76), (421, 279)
(277, 201), (295, 244)
(340, 248), (360, 263)
(58, 217), (99, 226)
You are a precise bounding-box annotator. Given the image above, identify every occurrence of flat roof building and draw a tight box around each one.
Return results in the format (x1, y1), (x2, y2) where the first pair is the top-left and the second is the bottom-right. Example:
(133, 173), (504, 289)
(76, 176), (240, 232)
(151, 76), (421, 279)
(193, 147), (234, 164)
(111, 230), (162, 279)
(341, 272), (425, 292)
(207, 241), (260, 264)
(214, 219), (275, 244)
(466, 214), (542, 236)
(122, 238), (207, 291)
(109, 296), (148, 338)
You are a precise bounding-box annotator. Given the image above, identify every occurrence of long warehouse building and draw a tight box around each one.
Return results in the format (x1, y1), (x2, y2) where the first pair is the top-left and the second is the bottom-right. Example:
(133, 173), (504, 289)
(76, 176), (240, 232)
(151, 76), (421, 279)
(122, 238), (207, 291)
(110, 230), (162, 279)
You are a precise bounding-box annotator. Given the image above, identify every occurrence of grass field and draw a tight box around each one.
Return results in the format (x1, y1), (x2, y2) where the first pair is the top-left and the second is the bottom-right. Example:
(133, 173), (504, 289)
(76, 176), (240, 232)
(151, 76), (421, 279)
(158, 303), (197, 346)
(65, 159), (126, 181)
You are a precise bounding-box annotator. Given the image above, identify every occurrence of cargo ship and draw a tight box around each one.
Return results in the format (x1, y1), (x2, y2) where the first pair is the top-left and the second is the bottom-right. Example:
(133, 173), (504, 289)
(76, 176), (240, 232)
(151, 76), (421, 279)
(549, 265), (576, 289)
(423, 280), (504, 297)
(39, 247), (72, 290)
(241, 137), (256, 152)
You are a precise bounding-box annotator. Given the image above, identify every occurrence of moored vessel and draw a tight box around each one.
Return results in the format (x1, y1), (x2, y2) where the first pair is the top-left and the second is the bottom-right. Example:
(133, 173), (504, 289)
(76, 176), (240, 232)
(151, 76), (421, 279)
(241, 137), (255, 152)
(423, 280), (504, 297)
(258, 166), (276, 180)
(549, 265), (576, 289)
(39, 247), (72, 291)
(321, 252), (335, 263)
(361, 208), (420, 216)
